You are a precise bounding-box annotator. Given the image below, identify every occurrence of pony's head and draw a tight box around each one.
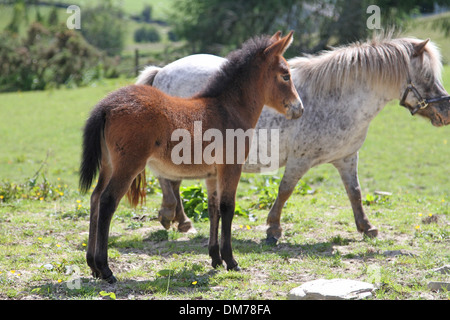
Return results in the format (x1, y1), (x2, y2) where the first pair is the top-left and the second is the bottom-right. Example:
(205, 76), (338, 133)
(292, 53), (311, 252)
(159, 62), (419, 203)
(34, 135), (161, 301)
(401, 38), (450, 127)
(262, 31), (303, 120)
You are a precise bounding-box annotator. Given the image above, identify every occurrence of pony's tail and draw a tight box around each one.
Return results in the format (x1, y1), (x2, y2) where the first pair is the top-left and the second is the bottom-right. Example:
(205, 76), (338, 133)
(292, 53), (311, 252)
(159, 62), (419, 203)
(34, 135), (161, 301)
(79, 107), (105, 194)
(135, 65), (161, 86)
(126, 170), (147, 207)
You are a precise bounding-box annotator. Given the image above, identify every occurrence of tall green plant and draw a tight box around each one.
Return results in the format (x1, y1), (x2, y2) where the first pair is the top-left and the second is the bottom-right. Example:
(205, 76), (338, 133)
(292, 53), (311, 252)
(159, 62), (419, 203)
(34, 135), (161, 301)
(80, 1), (126, 56)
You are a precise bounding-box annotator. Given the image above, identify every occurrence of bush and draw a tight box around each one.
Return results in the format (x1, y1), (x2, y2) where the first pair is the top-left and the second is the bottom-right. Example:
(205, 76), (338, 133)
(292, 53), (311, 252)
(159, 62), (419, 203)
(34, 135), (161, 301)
(134, 26), (161, 43)
(0, 22), (107, 92)
(80, 1), (126, 56)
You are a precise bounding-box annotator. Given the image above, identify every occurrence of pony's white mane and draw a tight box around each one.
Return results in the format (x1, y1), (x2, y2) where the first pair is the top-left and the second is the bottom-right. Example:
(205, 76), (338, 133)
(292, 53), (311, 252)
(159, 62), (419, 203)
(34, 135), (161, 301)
(289, 35), (443, 96)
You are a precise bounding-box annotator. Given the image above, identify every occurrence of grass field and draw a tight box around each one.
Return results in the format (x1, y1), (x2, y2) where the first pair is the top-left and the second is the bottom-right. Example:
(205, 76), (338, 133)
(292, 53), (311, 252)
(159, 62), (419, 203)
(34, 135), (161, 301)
(0, 63), (448, 300)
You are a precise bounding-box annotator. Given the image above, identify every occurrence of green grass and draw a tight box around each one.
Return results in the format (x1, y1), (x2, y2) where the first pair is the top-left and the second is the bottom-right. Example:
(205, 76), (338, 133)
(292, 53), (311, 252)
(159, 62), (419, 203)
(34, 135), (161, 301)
(0, 78), (131, 185)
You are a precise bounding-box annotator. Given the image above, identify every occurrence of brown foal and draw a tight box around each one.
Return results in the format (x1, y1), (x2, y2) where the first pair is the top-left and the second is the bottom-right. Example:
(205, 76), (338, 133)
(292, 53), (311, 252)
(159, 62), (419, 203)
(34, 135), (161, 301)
(79, 31), (303, 283)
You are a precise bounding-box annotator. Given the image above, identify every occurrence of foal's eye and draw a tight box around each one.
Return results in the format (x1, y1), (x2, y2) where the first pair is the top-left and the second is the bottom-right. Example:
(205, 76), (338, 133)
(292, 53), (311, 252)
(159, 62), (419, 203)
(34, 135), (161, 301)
(282, 74), (290, 81)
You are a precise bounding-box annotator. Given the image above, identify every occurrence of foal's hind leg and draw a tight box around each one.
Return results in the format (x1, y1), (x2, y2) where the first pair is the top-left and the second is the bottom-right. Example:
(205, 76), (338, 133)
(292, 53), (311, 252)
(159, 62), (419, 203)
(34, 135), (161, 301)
(332, 153), (378, 237)
(93, 162), (147, 283)
(86, 162), (112, 278)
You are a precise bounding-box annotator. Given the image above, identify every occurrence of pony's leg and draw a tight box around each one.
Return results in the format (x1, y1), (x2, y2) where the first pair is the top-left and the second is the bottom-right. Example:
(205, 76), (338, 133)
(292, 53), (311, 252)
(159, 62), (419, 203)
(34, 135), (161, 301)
(94, 162), (147, 283)
(332, 153), (378, 237)
(158, 178), (194, 232)
(170, 180), (194, 233)
(266, 161), (311, 244)
(86, 158), (112, 278)
(206, 178), (222, 268)
(157, 178), (177, 229)
(217, 165), (242, 271)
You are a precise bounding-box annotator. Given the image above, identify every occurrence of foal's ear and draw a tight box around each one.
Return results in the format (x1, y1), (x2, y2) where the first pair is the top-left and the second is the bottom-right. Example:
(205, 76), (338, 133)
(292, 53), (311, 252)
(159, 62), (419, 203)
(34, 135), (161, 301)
(413, 38), (430, 57)
(270, 31), (282, 42)
(264, 30), (294, 58)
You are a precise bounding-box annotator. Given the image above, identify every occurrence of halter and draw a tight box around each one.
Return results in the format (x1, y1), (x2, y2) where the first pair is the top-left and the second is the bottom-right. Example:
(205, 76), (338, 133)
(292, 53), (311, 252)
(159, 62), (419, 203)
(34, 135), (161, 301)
(400, 80), (450, 115)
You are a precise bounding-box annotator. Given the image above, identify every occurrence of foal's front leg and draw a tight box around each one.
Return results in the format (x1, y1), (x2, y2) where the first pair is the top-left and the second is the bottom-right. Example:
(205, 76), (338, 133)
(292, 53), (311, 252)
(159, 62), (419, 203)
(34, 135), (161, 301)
(332, 153), (378, 237)
(217, 165), (242, 271)
(206, 178), (222, 268)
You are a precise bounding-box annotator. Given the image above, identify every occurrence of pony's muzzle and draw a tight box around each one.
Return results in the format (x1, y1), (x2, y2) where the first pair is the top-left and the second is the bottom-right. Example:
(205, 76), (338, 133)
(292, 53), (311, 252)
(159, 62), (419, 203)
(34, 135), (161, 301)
(285, 98), (304, 120)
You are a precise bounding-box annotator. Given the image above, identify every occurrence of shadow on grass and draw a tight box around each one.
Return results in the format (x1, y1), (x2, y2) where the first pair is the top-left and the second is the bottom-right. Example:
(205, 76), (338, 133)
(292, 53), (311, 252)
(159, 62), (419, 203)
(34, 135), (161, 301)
(30, 268), (221, 299)
(109, 228), (379, 261)
(29, 230), (381, 299)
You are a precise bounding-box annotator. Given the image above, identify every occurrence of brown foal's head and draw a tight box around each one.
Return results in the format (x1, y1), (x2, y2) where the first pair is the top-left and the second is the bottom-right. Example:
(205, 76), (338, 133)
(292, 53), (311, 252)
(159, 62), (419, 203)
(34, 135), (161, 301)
(262, 31), (303, 120)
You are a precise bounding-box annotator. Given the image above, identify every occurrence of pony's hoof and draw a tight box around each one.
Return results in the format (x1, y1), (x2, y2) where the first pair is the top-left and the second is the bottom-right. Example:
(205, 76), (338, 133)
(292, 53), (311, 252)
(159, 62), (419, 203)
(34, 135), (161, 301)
(158, 216), (172, 230)
(178, 220), (194, 233)
(364, 227), (379, 238)
(265, 236), (279, 246)
(103, 274), (117, 284)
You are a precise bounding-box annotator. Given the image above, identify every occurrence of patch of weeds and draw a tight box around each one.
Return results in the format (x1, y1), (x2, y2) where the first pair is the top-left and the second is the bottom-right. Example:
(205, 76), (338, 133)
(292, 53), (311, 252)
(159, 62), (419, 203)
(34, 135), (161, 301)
(0, 153), (69, 203)
(0, 175), (68, 203)
(249, 176), (280, 210)
(145, 175), (161, 195)
(147, 229), (169, 242)
(126, 221), (144, 230)
(181, 184), (250, 221)
(99, 291), (116, 300)
(363, 192), (392, 206)
(180, 185), (209, 222)
(55, 199), (89, 220)
(330, 235), (350, 245)
(294, 179), (316, 196)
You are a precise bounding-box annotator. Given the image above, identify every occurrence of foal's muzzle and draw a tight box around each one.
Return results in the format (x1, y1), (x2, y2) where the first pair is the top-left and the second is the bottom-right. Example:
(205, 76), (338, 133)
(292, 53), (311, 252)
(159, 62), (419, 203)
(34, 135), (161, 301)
(285, 98), (304, 120)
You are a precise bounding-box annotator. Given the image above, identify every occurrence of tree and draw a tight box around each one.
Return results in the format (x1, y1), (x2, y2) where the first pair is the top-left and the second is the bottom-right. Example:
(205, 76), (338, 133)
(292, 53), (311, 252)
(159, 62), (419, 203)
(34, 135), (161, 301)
(80, 1), (126, 56)
(170, 0), (450, 55)
(141, 5), (153, 23)
(171, 0), (299, 54)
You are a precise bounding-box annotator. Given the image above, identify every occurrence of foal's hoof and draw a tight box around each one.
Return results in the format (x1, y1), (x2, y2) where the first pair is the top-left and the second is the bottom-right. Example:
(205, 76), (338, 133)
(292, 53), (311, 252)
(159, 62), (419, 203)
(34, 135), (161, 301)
(212, 259), (224, 269)
(227, 264), (241, 272)
(265, 236), (279, 246)
(103, 274), (117, 284)
(363, 227), (379, 238)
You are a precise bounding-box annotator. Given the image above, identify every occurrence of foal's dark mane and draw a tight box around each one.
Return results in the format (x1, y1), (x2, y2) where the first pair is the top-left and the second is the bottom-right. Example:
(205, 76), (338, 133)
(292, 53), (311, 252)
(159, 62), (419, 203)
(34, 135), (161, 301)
(197, 35), (274, 98)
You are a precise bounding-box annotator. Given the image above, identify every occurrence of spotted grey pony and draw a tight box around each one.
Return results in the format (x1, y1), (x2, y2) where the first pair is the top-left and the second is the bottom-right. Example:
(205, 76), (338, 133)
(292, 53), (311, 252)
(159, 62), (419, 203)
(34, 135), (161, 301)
(137, 36), (450, 244)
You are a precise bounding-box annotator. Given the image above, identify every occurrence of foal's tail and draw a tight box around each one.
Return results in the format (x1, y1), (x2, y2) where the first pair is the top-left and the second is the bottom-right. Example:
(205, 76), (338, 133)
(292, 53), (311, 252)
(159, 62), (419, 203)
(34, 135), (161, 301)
(135, 65), (161, 86)
(79, 107), (105, 194)
(126, 170), (147, 207)
(79, 105), (147, 208)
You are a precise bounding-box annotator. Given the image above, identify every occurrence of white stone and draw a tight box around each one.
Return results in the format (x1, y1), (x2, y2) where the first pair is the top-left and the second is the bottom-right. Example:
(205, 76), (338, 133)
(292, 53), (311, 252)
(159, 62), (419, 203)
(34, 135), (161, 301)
(431, 265), (450, 275)
(288, 279), (375, 300)
(427, 281), (450, 291)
